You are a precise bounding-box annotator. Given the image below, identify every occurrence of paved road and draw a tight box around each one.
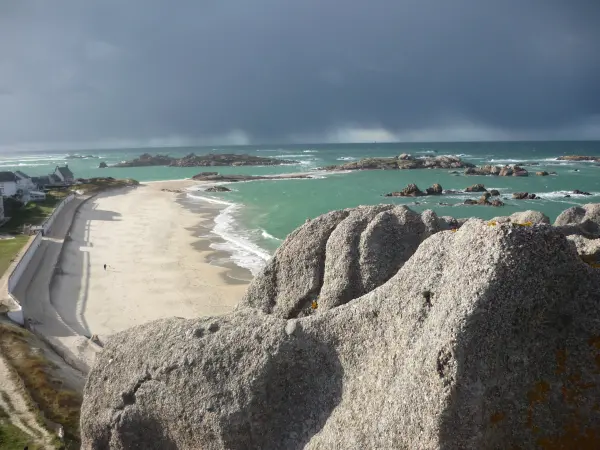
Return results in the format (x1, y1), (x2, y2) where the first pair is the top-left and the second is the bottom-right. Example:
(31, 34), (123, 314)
(13, 196), (98, 373)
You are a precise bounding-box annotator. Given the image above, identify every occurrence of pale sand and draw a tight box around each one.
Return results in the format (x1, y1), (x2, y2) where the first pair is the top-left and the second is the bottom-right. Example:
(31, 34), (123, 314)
(51, 180), (250, 348)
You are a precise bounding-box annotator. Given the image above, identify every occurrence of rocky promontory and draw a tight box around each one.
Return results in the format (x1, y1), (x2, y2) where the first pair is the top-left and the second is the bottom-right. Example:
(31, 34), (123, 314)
(113, 153), (297, 168)
(322, 154), (475, 171)
(81, 204), (600, 449)
(556, 155), (600, 162)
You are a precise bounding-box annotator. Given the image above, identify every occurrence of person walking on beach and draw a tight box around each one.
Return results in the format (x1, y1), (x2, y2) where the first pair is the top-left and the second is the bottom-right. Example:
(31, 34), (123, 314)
(104, 264), (107, 271)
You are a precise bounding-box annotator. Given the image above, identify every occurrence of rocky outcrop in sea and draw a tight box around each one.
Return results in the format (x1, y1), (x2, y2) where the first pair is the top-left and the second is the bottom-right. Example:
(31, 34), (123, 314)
(556, 155), (600, 162)
(113, 153), (297, 168)
(322, 154), (475, 171)
(464, 164), (529, 176)
(81, 204), (600, 449)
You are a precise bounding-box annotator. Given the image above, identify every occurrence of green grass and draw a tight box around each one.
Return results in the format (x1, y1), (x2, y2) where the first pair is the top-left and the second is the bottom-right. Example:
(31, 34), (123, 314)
(74, 177), (139, 194)
(0, 236), (30, 279)
(0, 324), (81, 447)
(0, 413), (42, 450)
(1, 192), (67, 235)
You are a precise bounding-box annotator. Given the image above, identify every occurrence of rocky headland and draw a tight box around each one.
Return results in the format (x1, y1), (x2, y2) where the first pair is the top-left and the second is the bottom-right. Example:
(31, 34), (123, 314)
(112, 153), (297, 168)
(80, 202), (600, 449)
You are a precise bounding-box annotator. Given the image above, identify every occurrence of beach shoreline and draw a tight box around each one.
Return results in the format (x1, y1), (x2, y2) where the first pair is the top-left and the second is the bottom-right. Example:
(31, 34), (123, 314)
(48, 179), (251, 359)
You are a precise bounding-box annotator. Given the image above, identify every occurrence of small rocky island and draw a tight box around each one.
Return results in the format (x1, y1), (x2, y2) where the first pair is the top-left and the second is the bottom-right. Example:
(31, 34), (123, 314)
(322, 154), (475, 171)
(192, 172), (313, 182)
(113, 153), (298, 168)
(556, 155), (600, 161)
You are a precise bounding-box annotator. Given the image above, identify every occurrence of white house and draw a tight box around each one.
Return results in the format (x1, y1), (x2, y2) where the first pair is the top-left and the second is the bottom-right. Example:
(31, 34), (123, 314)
(15, 170), (36, 191)
(53, 165), (74, 184)
(0, 172), (18, 197)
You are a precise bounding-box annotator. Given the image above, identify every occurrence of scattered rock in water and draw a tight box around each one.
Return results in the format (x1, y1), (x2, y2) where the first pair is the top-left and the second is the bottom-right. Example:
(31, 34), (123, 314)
(564, 194), (571, 198)
(465, 184), (487, 193)
(385, 184), (424, 197)
(425, 183), (443, 195)
(464, 199), (478, 205)
(573, 189), (592, 196)
(465, 164), (529, 177)
(398, 153), (414, 161)
(513, 168), (529, 177)
(81, 210), (600, 449)
(205, 186), (231, 193)
(549, 171), (557, 175)
(490, 199), (504, 207)
(448, 170), (459, 175)
(512, 192), (538, 200)
(489, 189), (500, 196)
(98, 161), (108, 169)
(536, 171), (549, 176)
(557, 155), (600, 161)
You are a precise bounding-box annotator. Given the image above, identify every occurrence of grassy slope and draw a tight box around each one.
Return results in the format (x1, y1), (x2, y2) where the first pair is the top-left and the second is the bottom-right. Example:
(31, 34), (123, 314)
(0, 236), (30, 279)
(0, 323), (80, 448)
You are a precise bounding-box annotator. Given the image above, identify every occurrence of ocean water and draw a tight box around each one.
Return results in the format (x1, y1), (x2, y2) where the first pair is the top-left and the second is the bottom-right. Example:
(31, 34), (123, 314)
(2, 141), (600, 274)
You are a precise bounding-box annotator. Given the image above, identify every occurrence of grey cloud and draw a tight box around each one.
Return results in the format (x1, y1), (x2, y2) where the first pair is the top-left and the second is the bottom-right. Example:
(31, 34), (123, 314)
(0, 0), (599, 147)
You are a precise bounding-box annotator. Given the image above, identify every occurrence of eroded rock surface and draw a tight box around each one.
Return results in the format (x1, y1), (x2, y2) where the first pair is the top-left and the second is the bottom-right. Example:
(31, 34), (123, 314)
(81, 205), (600, 450)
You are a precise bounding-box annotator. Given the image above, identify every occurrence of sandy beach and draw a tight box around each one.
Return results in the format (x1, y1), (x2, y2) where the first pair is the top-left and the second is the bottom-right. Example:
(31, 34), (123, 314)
(50, 180), (250, 350)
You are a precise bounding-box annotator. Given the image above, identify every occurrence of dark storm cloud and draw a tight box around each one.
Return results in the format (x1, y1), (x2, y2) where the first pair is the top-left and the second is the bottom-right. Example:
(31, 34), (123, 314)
(1, 0), (599, 147)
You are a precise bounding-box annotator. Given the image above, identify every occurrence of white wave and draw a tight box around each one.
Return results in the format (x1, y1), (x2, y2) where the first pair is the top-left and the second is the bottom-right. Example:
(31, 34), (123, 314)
(303, 149), (318, 153)
(534, 190), (600, 199)
(211, 204), (270, 275)
(261, 229), (282, 241)
(0, 162), (52, 168)
(488, 159), (531, 164)
(337, 156), (356, 161)
(274, 154), (314, 158)
(186, 192), (270, 274)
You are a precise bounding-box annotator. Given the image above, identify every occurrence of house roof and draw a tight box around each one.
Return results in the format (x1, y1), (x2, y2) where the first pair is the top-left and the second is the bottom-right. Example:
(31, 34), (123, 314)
(0, 171), (17, 182)
(56, 166), (74, 179)
(15, 170), (30, 179)
(31, 176), (50, 185)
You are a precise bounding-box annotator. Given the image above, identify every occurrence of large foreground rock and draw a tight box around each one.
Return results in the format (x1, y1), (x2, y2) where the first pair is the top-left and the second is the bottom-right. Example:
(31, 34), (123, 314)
(241, 205), (450, 318)
(82, 216), (600, 449)
(554, 203), (600, 237)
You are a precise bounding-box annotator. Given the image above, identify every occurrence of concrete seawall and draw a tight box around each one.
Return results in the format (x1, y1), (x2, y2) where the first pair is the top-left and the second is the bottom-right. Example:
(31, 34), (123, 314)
(2, 194), (75, 325)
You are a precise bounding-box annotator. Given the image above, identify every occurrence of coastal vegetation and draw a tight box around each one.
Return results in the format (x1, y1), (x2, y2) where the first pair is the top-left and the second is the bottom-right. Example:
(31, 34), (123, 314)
(0, 322), (80, 448)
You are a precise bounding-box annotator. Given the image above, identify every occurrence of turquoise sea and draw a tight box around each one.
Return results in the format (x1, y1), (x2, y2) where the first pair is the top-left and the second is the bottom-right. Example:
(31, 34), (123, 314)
(2, 141), (600, 273)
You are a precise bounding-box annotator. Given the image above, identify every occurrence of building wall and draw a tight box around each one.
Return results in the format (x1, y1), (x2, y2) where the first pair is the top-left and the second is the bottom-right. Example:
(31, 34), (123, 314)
(0, 181), (18, 197)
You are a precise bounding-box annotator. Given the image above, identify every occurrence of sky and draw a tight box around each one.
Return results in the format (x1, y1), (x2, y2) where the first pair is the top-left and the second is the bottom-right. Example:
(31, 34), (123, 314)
(1, 0), (599, 150)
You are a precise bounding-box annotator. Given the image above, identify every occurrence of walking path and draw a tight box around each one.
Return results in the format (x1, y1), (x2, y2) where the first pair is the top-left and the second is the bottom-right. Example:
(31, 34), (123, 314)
(0, 353), (55, 448)
(12, 196), (100, 373)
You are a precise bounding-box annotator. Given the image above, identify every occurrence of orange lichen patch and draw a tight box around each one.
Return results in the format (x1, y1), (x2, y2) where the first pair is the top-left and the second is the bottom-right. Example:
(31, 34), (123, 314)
(589, 263), (600, 269)
(527, 380), (551, 431)
(556, 349), (567, 375)
(588, 336), (600, 350)
(513, 221), (534, 227)
(450, 228), (458, 232)
(487, 220), (497, 227)
(561, 373), (596, 405)
(537, 424), (600, 450)
(490, 411), (505, 424)
(311, 300), (318, 310)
